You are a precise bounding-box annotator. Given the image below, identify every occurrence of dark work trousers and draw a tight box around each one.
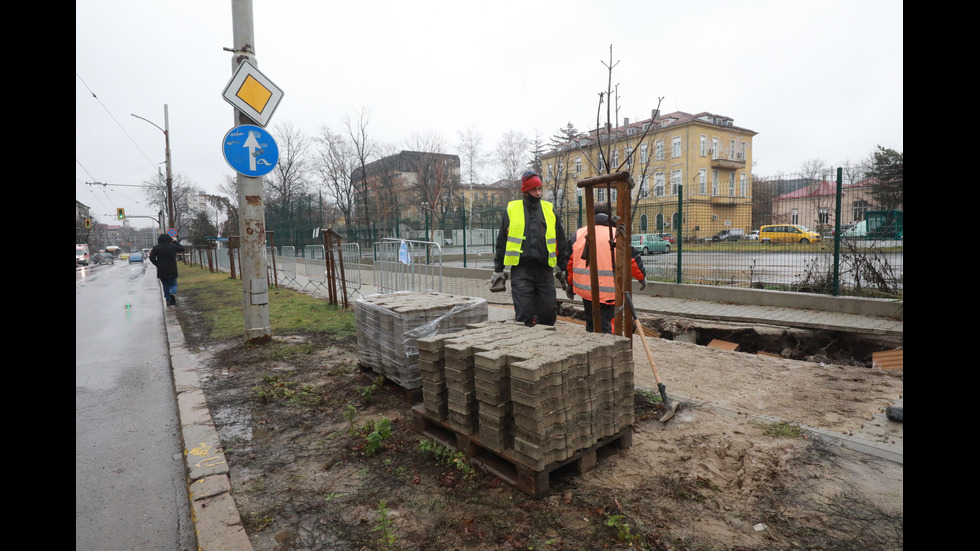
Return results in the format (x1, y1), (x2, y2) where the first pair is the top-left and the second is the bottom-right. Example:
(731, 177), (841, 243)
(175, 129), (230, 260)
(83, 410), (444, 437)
(510, 263), (558, 327)
(582, 300), (615, 333)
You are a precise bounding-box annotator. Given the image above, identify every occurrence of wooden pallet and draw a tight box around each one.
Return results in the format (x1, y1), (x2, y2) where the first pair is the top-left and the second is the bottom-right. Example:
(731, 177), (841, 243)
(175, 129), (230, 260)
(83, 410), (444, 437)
(359, 363), (422, 403)
(412, 404), (632, 498)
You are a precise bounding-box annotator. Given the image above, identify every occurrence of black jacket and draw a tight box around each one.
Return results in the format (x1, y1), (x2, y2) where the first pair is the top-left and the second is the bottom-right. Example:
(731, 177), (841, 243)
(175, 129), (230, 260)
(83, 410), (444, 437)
(493, 198), (570, 273)
(149, 237), (185, 280)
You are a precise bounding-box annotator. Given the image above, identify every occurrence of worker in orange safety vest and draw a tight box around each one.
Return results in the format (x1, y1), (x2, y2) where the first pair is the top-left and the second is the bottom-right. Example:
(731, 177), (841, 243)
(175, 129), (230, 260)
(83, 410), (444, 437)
(566, 202), (646, 333)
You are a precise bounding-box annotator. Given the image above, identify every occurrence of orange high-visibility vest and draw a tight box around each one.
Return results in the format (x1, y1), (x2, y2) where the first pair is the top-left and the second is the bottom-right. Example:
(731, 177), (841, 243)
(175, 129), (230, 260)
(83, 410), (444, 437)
(571, 226), (615, 304)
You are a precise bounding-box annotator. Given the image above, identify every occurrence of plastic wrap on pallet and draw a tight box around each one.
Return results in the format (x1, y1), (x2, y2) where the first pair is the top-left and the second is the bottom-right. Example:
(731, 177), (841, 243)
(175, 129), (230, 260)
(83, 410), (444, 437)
(354, 292), (489, 389)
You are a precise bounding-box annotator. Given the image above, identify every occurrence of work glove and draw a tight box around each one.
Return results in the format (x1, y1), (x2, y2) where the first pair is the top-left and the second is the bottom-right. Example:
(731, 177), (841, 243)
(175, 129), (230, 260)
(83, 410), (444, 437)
(565, 286), (575, 300)
(491, 272), (505, 285)
(639, 278), (647, 291)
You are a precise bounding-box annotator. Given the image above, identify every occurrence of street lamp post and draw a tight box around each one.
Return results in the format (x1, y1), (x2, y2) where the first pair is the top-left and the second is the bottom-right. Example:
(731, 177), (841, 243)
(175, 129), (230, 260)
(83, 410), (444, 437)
(131, 105), (175, 231)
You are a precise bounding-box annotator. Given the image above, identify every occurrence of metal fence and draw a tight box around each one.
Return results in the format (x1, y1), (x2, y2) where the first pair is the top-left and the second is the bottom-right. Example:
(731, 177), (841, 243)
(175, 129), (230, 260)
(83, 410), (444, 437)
(372, 238), (443, 294)
(193, 174), (902, 300)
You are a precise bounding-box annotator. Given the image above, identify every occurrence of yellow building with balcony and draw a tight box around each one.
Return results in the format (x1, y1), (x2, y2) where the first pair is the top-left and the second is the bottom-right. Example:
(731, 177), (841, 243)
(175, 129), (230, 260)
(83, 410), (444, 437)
(540, 110), (757, 241)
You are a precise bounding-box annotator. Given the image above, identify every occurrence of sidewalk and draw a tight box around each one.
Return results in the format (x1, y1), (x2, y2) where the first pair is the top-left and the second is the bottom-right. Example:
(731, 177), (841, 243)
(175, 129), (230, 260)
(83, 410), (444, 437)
(166, 268), (902, 550)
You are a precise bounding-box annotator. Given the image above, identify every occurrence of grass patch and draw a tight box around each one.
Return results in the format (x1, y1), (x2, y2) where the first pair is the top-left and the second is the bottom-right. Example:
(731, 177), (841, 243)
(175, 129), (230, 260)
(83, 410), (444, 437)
(177, 269), (356, 340)
(761, 420), (805, 438)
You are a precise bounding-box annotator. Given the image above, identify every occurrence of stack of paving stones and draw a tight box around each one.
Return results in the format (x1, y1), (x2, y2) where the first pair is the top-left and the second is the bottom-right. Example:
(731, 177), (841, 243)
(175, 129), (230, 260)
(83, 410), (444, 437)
(354, 292), (489, 390)
(417, 320), (634, 471)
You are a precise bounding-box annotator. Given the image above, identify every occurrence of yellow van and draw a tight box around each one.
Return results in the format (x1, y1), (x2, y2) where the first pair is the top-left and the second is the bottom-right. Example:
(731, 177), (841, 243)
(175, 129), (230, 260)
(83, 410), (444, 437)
(759, 224), (821, 244)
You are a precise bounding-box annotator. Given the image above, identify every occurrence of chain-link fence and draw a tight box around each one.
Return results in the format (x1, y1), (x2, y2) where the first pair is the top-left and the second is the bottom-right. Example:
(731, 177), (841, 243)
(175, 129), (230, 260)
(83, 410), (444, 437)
(189, 176), (902, 300)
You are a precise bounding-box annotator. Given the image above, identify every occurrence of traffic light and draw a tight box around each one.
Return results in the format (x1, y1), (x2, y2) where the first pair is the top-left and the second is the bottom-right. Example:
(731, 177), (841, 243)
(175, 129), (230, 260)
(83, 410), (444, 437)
(84, 218), (92, 229)
(117, 208), (125, 220)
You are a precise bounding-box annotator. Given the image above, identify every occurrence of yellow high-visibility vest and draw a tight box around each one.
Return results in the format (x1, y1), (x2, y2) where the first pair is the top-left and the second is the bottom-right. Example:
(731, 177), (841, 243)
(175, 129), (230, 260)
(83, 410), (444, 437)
(503, 200), (557, 267)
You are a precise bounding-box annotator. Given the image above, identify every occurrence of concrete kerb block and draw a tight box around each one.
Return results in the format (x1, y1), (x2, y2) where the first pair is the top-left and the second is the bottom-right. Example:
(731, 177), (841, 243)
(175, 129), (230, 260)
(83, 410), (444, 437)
(190, 475), (254, 551)
(183, 423), (230, 480)
(177, 388), (215, 427)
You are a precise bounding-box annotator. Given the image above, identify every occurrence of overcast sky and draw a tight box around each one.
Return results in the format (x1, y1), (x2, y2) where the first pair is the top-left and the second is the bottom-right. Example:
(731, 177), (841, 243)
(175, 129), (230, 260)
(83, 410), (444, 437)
(76, 0), (903, 228)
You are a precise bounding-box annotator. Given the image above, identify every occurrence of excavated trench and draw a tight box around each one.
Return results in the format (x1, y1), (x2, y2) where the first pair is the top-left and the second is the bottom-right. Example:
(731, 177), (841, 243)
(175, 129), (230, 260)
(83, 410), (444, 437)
(557, 303), (902, 368)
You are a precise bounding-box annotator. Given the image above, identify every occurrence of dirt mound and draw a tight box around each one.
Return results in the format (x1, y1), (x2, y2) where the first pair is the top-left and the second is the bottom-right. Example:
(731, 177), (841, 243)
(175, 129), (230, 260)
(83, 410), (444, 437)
(185, 312), (903, 550)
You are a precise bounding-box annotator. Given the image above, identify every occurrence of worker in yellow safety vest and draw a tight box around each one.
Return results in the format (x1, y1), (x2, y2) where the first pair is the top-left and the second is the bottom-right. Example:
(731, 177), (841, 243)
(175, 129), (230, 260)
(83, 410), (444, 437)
(491, 171), (570, 326)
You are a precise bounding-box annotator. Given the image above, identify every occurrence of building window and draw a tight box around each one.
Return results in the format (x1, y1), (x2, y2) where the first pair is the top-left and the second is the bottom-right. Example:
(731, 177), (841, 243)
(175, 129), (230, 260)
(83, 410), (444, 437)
(597, 188), (605, 202)
(671, 169), (681, 195)
(640, 214), (648, 232)
(575, 157), (581, 175)
(728, 173), (736, 196)
(739, 141), (746, 161)
(640, 143), (648, 164)
(640, 175), (650, 197)
(547, 163), (553, 179)
(852, 200), (869, 221)
(712, 170), (719, 195)
(818, 207), (830, 225)
(729, 139), (736, 160)
(739, 173), (747, 197)
(699, 169), (707, 194)
(655, 213), (664, 232)
(655, 140), (664, 161)
(791, 209), (799, 224)
(612, 148), (619, 169)
(672, 136), (681, 158)
(654, 172), (665, 197)
(712, 137), (719, 159)
(700, 135), (706, 156)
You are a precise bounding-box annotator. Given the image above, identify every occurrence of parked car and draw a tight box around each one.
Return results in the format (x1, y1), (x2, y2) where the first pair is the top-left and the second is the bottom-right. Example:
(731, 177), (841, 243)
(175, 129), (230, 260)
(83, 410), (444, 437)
(120, 252), (130, 261)
(657, 232), (676, 244)
(631, 234), (671, 255)
(708, 229), (744, 242)
(129, 250), (144, 263)
(745, 230), (760, 240)
(759, 224), (821, 244)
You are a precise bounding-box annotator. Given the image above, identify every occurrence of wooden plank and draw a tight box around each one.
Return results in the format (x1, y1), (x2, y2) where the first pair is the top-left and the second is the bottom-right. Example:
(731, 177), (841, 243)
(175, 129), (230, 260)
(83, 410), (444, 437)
(872, 348), (903, 371)
(707, 339), (739, 351)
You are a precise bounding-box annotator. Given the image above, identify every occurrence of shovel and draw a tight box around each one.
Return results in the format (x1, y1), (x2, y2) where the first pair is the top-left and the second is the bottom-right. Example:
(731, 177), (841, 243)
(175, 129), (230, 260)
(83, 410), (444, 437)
(624, 292), (680, 423)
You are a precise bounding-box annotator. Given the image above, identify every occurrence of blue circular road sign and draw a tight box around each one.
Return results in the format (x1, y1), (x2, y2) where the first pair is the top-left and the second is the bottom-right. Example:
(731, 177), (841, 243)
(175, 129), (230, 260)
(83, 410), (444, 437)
(222, 125), (279, 177)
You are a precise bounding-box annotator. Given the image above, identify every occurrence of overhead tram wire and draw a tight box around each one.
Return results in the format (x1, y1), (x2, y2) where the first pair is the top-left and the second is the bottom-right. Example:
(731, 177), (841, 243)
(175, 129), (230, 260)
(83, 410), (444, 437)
(76, 72), (159, 170)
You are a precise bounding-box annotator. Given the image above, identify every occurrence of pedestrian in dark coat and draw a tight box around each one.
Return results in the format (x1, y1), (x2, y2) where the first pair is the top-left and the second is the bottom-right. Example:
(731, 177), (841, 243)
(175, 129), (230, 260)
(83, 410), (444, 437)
(149, 233), (185, 306)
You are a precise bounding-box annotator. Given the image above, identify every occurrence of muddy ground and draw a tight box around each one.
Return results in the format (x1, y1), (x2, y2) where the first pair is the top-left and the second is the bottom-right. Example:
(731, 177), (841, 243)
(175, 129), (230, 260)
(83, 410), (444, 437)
(179, 296), (903, 551)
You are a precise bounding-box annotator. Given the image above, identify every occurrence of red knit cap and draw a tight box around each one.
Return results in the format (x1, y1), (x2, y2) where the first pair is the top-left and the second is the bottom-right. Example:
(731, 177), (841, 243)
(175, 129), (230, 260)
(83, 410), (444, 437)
(521, 171), (542, 193)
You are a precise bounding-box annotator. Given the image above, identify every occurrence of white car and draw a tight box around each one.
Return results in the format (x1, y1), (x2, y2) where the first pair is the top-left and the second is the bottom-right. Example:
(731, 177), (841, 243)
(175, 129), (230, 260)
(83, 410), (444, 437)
(745, 230), (760, 240)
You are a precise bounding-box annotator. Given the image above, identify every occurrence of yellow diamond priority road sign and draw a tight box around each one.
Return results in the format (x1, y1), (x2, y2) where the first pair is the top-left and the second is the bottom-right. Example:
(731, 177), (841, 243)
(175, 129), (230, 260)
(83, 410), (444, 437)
(222, 61), (283, 127)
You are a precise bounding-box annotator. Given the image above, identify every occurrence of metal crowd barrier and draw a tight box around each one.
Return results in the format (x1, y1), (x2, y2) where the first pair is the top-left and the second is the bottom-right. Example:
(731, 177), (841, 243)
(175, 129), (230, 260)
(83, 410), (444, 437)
(372, 238), (442, 294)
(277, 246), (298, 287)
(302, 245), (327, 293)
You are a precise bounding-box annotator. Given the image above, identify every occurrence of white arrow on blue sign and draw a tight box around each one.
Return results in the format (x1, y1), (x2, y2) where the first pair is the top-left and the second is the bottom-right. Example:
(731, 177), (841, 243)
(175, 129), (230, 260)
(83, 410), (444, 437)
(222, 125), (279, 177)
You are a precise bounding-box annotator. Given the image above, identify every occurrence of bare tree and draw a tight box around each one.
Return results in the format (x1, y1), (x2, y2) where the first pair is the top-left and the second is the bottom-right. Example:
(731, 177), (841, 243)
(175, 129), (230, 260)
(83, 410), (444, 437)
(542, 124), (580, 220)
(494, 130), (530, 196)
(217, 175), (240, 234)
(266, 122), (312, 208)
(404, 131), (458, 238)
(313, 126), (359, 231)
(799, 158), (833, 231)
(456, 125), (488, 185)
(142, 172), (197, 236)
(344, 107), (377, 229)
